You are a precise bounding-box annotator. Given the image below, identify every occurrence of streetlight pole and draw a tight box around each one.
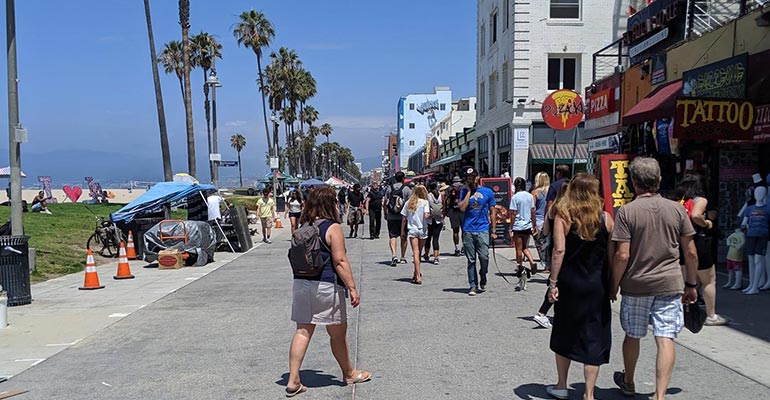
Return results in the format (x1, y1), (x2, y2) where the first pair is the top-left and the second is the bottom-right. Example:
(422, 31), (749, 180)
(206, 70), (222, 187)
(6, 0), (22, 235)
(270, 113), (279, 204)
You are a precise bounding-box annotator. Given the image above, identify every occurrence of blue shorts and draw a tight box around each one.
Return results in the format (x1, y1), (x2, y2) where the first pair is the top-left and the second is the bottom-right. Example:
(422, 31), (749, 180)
(620, 294), (683, 339)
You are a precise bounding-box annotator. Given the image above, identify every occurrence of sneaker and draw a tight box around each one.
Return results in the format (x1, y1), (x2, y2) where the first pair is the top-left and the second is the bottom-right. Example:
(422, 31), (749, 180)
(266, 238), (272, 244)
(478, 284), (486, 292)
(613, 371), (636, 397)
(391, 257), (398, 267)
(433, 258), (439, 265)
(705, 315), (728, 326)
(399, 258), (407, 264)
(468, 288), (477, 296)
(454, 249), (461, 257)
(533, 314), (552, 328)
(44, 209), (52, 214)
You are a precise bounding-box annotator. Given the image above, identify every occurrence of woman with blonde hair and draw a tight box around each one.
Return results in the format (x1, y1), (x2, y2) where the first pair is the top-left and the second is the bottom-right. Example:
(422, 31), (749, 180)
(546, 173), (615, 400)
(401, 185), (430, 284)
(531, 172), (550, 232)
(286, 187), (371, 396)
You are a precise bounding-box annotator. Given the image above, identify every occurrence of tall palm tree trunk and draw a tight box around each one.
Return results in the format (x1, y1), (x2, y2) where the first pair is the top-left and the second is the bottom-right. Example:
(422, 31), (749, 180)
(203, 69), (214, 183)
(237, 150), (243, 187)
(256, 56), (272, 163)
(143, 0), (172, 181)
(179, 0), (196, 176)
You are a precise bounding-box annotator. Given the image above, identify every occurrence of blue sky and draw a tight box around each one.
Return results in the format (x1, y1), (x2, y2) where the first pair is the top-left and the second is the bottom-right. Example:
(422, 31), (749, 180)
(0, 0), (476, 182)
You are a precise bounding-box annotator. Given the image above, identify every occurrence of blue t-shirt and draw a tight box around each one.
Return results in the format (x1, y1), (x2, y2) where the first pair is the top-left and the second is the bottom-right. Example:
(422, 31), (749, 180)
(746, 203), (770, 238)
(510, 190), (535, 231)
(546, 178), (568, 202)
(460, 186), (496, 233)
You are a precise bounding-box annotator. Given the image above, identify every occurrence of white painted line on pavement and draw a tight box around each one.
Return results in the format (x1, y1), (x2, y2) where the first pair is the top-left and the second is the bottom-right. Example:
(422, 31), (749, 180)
(184, 277), (199, 281)
(14, 359), (45, 366)
(45, 339), (81, 347)
(102, 382), (112, 387)
(108, 313), (130, 318)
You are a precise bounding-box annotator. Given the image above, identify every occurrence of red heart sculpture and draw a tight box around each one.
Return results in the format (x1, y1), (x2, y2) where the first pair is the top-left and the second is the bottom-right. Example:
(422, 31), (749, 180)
(62, 185), (83, 203)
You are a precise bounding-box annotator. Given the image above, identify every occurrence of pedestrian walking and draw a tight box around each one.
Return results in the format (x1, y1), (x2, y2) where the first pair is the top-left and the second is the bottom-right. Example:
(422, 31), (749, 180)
(256, 188), (276, 244)
(447, 176), (466, 256)
(384, 172), (412, 266)
(458, 167), (497, 296)
(364, 181), (383, 239)
(337, 186), (348, 221)
(401, 185), (430, 284)
(423, 182), (444, 265)
(676, 175), (727, 326)
(285, 190), (303, 234)
(347, 184), (364, 238)
(531, 172), (550, 235)
(510, 177), (539, 284)
(286, 187), (371, 397)
(610, 157), (699, 400)
(546, 173), (615, 400)
(546, 165), (571, 212)
(533, 180), (569, 328)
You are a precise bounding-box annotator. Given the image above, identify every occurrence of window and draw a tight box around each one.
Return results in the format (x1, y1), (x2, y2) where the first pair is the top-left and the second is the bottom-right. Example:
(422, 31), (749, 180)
(440, 103), (446, 111)
(441, 121), (447, 130)
(550, 0), (580, 19)
(504, 0), (510, 29)
(409, 140), (415, 146)
(479, 135), (489, 154)
(501, 63), (509, 102)
(409, 122), (415, 129)
(490, 11), (498, 45)
(497, 125), (511, 148)
(547, 57), (577, 90)
(409, 103), (415, 110)
(488, 72), (497, 110)
(479, 82), (486, 113)
(480, 24), (486, 56)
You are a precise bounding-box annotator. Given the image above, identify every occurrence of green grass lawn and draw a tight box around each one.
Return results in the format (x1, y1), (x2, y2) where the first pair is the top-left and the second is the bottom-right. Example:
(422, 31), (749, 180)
(0, 203), (187, 282)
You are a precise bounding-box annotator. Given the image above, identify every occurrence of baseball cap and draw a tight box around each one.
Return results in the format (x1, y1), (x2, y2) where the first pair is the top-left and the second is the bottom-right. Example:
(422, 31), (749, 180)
(463, 166), (478, 178)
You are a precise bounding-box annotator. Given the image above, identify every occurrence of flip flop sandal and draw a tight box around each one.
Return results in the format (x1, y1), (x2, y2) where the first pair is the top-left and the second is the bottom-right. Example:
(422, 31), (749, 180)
(545, 385), (568, 399)
(346, 371), (372, 385)
(285, 384), (307, 397)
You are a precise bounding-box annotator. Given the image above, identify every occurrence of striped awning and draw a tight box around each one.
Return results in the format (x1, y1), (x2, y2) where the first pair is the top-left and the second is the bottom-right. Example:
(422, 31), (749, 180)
(529, 144), (589, 165)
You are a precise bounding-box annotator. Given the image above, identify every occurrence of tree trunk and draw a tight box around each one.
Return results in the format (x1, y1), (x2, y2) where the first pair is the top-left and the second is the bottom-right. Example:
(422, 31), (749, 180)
(237, 151), (243, 187)
(143, 0), (172, 181)
(256, 55), (273, 164)
(179, 0), (196, 176)
(203, 68), (214, 184)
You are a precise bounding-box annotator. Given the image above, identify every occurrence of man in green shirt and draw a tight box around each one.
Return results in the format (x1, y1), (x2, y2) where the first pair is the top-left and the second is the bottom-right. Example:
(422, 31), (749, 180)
(256, 188), (276, 244)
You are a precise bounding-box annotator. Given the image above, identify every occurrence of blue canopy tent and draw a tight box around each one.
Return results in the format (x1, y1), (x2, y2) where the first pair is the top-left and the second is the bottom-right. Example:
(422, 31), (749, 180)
(111, 181), (216, 223)
(300, 179), (327, 189)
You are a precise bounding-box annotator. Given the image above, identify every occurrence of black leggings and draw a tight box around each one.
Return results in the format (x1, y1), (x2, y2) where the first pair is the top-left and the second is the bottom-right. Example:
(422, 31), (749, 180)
(538, 286), (553, 315)
(426, 221), (442, 251)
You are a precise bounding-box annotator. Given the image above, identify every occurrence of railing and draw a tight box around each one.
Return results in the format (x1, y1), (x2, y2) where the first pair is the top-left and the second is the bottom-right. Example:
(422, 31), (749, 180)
(592, 38), (628, 82)
(686, 0), (744, 39)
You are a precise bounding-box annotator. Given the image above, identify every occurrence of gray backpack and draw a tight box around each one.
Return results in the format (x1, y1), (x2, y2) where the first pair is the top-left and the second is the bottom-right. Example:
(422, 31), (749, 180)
(428, 192), (443, 221)
(288, 220), (329, 277)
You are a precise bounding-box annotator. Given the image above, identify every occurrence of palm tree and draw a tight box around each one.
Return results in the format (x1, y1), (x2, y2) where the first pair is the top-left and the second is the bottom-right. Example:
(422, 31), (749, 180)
(191, 32), (223, 183)
(159, 40), (185, 100)
(178, 0), (196, 176)
(233, 10), (275, 168)
(300, 105), (318, 174)
(320, 123), (333, 177)
(230, 133), (247, 187)
(143, 0), (172, 181)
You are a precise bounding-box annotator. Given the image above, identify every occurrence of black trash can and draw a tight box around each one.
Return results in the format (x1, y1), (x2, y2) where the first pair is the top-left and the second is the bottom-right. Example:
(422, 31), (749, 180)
(116, 217), (164, 261)
(0, 235), (31, 306)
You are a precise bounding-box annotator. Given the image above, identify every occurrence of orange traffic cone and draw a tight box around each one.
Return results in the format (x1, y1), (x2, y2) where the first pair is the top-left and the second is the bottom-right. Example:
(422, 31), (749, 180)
(79, 249), (105, 290)
(114, 242), (135, 280)
(125, 230), (137, 260)
(275, 218), (284, 229)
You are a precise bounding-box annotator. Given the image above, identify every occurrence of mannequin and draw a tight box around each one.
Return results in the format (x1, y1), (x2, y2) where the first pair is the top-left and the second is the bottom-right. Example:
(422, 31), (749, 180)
(742, 186), (770, 295)
(765, 173), (770, 290)
(724, 227), (746, 290)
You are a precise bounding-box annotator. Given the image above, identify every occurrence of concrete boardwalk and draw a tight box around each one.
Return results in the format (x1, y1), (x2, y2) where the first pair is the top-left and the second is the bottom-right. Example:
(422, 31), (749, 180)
(1, 224), (769, 399)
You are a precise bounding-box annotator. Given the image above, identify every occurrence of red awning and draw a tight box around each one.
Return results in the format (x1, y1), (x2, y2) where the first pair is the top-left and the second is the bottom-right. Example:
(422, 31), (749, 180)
(622, 80), (682, 126)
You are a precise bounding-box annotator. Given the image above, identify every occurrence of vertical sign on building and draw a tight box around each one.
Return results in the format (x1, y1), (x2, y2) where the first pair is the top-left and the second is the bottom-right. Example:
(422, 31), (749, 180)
(512, 127), (529, 180)
(599, 154), (635, 216)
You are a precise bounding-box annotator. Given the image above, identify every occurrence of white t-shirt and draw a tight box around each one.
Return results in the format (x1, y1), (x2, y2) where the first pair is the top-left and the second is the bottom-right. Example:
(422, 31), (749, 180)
(207, 195), (224, 221)
(401, 199), (429, 231)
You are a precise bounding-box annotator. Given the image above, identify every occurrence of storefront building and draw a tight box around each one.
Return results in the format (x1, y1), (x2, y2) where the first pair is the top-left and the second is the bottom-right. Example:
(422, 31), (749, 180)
(430, 127), (476, 178)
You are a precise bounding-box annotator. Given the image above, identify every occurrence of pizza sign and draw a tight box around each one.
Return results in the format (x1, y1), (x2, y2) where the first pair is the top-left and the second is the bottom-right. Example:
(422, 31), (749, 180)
(541, 90), (585, 131)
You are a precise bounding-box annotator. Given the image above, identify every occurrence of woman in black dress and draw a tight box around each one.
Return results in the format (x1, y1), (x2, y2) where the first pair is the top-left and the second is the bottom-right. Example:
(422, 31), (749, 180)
(546, 173), (615, 400)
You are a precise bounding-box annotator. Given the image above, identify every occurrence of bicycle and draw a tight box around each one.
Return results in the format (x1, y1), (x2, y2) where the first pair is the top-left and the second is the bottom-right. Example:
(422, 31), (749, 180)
(86, 216), (126, 258)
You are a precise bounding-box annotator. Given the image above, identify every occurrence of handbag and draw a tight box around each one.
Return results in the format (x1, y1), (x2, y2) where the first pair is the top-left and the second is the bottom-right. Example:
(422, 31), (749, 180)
(684, 303), (707, 334)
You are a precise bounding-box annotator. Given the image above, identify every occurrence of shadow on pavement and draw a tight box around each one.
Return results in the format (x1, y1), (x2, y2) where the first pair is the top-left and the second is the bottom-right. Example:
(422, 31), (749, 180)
(442, 288), (471, 294)
(393, 278), (416, 284)
(514, 382), (683, 399)
(276, 369), (345, 389)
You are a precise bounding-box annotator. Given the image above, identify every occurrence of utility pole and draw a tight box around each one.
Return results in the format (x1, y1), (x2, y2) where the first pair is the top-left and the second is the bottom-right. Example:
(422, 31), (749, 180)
(6, 0), (23, 235)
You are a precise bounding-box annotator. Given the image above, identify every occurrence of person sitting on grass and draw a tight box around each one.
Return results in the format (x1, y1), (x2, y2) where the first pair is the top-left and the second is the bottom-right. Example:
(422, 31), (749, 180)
(31, 191), (52, 214)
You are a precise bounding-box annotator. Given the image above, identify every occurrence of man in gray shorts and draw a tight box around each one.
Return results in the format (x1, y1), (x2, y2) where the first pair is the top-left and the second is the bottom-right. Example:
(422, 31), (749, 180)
(610, 157), (698, 400)
(447, 176), (466, 256)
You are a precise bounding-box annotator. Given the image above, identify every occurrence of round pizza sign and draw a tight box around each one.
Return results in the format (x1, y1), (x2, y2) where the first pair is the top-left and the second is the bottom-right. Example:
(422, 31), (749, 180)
(541, 89), (585, 131)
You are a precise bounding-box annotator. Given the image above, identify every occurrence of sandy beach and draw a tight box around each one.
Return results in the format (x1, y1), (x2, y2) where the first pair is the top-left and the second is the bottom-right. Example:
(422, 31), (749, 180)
(18, 189), (147, 205)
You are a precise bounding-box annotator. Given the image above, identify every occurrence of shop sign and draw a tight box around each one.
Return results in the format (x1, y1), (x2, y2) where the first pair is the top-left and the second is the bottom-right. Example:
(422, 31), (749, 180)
(629, 28), (668, 59)
(480, 177), (513, 248)
(624, 0), (686, 64)
(600, 154), (635, 217)
(674, 98), (754, 140)
(682, 53), (748, 99)
(755, 104), (770, 141)
(651, 53), (667, 85)
(513, 128), (529, 150)
(541, 90), (585, 131)
(588, 135), (620, 153)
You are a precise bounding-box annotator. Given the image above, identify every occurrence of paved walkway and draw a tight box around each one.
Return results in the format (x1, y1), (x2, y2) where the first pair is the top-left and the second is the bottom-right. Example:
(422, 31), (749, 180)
(1, 222), (769, 399)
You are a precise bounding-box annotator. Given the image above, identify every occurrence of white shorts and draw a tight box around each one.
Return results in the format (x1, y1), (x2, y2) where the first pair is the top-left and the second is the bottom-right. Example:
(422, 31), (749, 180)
(408, 228), (428, 239)
(620, 294), (683, 339)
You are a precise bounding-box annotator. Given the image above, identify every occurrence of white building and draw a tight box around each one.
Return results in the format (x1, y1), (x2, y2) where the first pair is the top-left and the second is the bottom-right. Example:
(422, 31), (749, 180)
(430, 97), (478, 142)
(397, 87), (452, 170)
(476, 0), (629, 178)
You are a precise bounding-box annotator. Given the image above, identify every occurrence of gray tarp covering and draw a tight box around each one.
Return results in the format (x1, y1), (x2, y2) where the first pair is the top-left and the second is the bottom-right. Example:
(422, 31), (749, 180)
(143, 220), (216, 266)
